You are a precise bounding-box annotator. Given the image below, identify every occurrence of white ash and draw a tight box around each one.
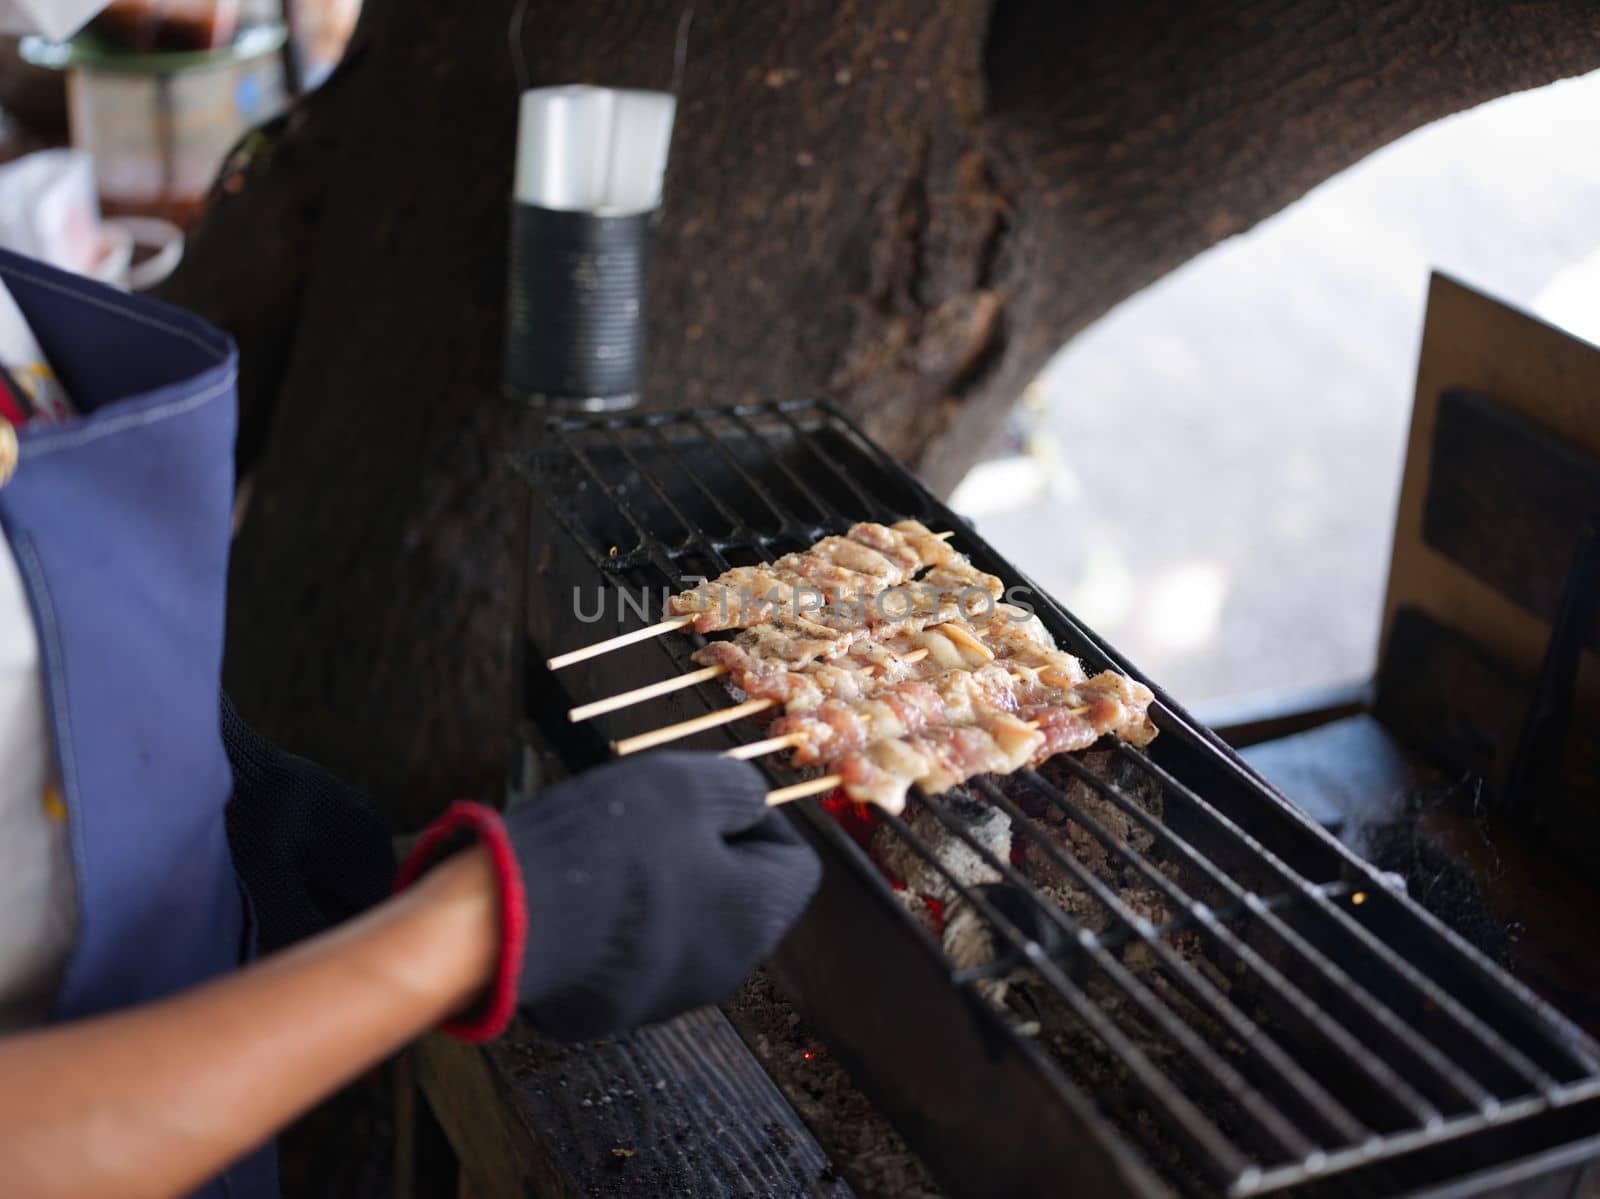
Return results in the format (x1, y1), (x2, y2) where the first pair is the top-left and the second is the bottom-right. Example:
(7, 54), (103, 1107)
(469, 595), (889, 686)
(869, 755), (1187, 1038)
(947, 753), (1176, 1029)
(891, 874), (1016, 1006)
(892, 887), (940, 934)
(872, 791), (1012, 902)
(941, 896), (1012, 1007)
(1036, 751), (1161, 862)
(941, 897), (993, 971)
(1023, 749), (1171, 933)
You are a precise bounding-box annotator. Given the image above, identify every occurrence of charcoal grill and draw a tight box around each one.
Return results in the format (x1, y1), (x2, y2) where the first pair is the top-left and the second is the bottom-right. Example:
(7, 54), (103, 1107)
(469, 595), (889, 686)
(513, 401), (1600, 1199)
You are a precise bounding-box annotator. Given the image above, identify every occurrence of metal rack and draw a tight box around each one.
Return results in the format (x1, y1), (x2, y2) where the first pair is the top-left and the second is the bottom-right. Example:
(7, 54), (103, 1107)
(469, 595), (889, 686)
(517, 400), (1600, 1198)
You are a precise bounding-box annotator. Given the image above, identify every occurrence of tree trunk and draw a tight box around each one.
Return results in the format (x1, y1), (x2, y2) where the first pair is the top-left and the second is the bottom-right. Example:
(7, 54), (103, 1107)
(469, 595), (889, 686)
(159, 0), (1600, 828)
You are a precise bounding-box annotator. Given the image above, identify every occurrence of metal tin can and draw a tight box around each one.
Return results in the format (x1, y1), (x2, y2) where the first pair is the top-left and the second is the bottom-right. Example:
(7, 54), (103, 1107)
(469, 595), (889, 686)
(503, 204), (653, 411)
(501, 85), (675, 412)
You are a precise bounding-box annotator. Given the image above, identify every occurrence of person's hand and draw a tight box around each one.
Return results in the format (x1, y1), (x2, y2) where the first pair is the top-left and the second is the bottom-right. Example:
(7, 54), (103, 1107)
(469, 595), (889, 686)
(396, 752), (821, 1042)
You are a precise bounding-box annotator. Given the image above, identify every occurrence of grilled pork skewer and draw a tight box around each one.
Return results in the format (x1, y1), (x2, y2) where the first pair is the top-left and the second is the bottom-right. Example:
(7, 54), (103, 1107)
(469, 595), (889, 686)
(606, 607), (1037, 753)
(613, 600), (1147, 760)
(547, 520), (964, 669)
(569, 583), (1013, 725)
(602, 639), (937, 750)
(774, 659), (1152, 761)
(668, 519), (975, 633)
(758, 716), (1047, 812)
(770, 676), (1156, 813)
(825, 673), (1156, 812)
(831, 715), (1047, 813)
(606, 602), (1011, 751)
(670, 552), (1003, 642)
(735, 616), (1155, 810)
(693, 590), (1031, 696)
(551, 518), (1159, 808)
(697, 605), (1076, 712)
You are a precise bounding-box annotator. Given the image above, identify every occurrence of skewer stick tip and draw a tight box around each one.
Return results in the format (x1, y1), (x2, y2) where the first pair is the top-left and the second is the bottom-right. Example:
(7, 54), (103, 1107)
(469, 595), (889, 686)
(567, 663), (727, 722)
(724, 731), (806, 761)
(613, 696), (776, 756)
(547, 615), (694, 671)
(766, 774), (844, 806)
(1024, 706), (1088, 730)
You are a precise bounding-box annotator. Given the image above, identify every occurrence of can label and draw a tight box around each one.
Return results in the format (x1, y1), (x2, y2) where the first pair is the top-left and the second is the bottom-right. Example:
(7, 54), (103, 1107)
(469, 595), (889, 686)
(503, 204), (654, 407)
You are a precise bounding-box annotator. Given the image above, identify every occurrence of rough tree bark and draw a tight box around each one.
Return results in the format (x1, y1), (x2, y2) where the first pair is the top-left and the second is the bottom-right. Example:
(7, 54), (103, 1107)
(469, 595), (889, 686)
(158, 0), (1600, 828)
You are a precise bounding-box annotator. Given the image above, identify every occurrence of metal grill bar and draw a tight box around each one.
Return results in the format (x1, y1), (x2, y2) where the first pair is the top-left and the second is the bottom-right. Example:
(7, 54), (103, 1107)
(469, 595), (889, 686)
(1240, 1081), (1600, 1195)
(947, 879), (1360, 969)
(551, 424), (668, 575)
(769, 404), (882, 515)
(985, 768), (1444, 1130)
(910, 785), (1323, 1164)
(964, 777), (1372, 1147)
(1038, 754), (1494, 1114)
(727, 409), (847, 526)
(520, 402), (1600, 1198)
(871, 804), (1258, 1188)
(1114, 747), (1564, 1095)
(689, 413), (816, 538)
(640, 423), (750, 548)
(613, 434), (737, 569)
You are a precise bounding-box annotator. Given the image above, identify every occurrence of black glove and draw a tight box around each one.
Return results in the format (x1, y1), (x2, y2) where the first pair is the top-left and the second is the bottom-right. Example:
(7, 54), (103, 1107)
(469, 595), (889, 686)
(398, 752), (821, 1043)
(221, 693), (397, 953)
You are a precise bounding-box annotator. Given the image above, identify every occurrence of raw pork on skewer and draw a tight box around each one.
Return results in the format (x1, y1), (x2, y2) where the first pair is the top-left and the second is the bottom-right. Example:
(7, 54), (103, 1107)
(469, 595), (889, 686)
(667, 519), (978, 632)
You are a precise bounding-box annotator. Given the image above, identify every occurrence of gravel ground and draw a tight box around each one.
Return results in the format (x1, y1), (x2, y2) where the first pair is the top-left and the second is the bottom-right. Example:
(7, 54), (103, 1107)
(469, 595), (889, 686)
(954, 69), (1600, 712)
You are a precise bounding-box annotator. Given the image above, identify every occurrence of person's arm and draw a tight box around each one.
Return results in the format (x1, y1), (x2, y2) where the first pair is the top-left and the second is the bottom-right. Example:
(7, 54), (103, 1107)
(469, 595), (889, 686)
(0, 847), (497, 1199)
(0, 751), (820, 1199)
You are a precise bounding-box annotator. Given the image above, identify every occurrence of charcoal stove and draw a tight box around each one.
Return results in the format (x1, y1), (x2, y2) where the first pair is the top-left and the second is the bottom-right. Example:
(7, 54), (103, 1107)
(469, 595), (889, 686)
(512, 400), (1600, 1199)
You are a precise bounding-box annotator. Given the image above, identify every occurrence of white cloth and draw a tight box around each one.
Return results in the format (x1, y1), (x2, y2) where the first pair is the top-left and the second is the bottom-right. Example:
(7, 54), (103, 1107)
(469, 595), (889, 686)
(0, 278), (73, 422)
(0, 530), (75, 1030)
(0, 270), (76, 1031)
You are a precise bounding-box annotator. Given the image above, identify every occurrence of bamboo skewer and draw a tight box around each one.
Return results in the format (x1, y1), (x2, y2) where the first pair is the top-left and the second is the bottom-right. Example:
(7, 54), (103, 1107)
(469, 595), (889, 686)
(1025, 706), (1091, 726)
(609, 656), (1087, 762)
(571, 646), (936, 723)
(568, 665), (727, 722)
(762, 701), (1089, 806)
(724, 732), (806, 760)
(613, 697), (776, 756)
(547, 531), (957, 670)
(766, 775), (844, 806)
(547, 615), (694, 670)
(935, 621), (995, 661)
(730, 706), (1089, 763)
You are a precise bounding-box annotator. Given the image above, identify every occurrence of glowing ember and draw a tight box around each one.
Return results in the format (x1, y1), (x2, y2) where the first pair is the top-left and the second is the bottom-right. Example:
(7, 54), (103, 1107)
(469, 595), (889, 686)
(819, 784), (950, 936)
(821, 789), (880, 857)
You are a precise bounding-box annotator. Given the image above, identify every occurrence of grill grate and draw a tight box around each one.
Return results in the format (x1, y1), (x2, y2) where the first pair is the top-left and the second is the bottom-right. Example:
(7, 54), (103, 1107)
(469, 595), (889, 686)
(518, 401), (1600, 1197)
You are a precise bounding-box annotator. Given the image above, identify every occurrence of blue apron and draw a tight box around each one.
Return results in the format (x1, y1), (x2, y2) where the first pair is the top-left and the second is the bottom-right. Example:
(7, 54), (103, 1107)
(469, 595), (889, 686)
(0, 249), (276, 1197)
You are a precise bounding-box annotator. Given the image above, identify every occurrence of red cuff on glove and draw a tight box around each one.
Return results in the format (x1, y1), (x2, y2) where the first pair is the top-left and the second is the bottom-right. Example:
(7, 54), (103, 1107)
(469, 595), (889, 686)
(394, 801), (527, 1043)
